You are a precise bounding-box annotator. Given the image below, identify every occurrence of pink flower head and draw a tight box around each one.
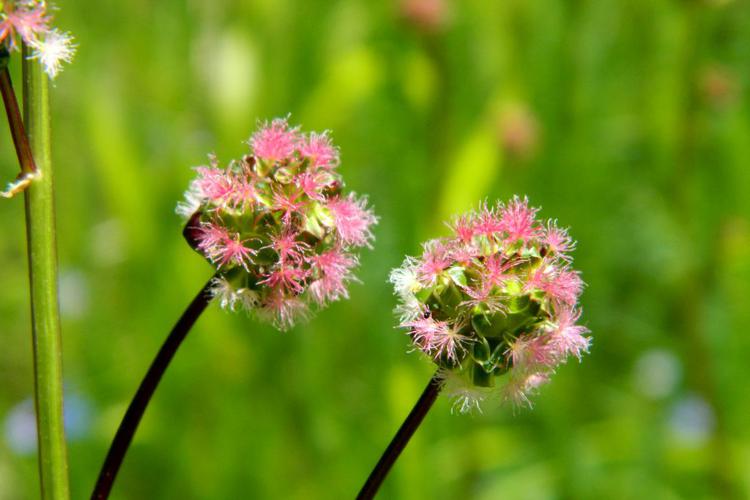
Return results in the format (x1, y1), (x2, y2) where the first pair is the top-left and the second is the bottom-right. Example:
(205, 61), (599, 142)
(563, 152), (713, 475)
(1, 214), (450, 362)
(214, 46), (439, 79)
(391, 196), (589, 411)
(179, 118), (377, 331)
(299, 132), (339, 169)
(250, 117), (300, 164)
(326, 193), (378, 248)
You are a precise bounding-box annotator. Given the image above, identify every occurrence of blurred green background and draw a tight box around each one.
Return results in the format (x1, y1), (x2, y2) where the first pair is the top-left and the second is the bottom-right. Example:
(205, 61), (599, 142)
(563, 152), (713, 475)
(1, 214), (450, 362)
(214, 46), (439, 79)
(2, 0), (750, 498)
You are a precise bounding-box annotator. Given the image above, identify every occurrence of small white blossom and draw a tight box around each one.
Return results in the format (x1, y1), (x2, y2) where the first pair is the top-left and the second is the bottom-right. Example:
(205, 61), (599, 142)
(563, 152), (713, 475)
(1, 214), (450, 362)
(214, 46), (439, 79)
(29, 29), (76, 79)
(209, 276), (238, 310)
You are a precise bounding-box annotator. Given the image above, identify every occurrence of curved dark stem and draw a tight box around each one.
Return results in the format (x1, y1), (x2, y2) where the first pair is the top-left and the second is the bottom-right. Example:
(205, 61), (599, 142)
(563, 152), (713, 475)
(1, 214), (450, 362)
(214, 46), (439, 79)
(91, 275), (216, 499)
(357, 372), (442, 500)
(1, 54), (38, 175)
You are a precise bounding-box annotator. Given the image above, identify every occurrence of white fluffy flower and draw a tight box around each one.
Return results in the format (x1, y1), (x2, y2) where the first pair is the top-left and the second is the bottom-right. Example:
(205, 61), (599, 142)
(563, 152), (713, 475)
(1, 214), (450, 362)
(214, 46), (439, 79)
(29, 29), (76, 79)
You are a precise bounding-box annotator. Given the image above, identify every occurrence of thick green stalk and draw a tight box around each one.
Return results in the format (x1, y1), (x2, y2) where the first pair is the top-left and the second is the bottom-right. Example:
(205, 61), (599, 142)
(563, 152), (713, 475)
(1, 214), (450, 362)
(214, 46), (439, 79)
(22, 46), (71, 499)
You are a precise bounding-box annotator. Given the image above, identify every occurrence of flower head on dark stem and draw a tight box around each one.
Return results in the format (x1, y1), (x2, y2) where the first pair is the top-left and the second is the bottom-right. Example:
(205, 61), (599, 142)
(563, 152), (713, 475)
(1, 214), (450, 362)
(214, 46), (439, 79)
(179, 118), (378, 331)
(390, 197), (589, 412)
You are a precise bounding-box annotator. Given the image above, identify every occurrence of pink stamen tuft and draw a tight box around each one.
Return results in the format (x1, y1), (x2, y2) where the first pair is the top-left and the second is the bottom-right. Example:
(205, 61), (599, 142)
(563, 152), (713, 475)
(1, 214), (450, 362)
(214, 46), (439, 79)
(307, 248), (358, 304)
(417, 240), (452, 285)
(218, 233), (257, 270)
(299, 132), (339, 169)
(407, 316), (470, 363)
(499, 196), (541, 242)
(250, 118), (299, 163)
(195, 223), (231, 262)
(267, 230), (310, 264)
(449, 213), (477, 245)
(543, 221), (575, 261)
(474, 203), (504, 237)
(294, 171), (326, 201)
(194, 166), (234, 205)
(507, 335), (555, 372)
(548, 306), (590, 360)
(272, 189), (307, 223)
(527, 263), (584, 306)
(481, 254), (518, 289)
(259, 262), (309, 294)
(260, 289), (310, 331)
(326, 193), (377, 248)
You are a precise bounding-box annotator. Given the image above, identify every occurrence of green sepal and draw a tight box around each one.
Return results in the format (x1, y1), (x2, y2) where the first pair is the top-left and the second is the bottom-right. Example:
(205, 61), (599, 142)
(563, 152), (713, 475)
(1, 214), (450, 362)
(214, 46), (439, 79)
(312, 201), (335, 227)
(507, 294), (530, 314)
(303, 213), (326, 239)
(472, 312), (504, 338)
(472, 336), (491, 363)
(433, 279), (464, 317)
(414, 286), (433, 303)
(446, 266), (467, 287)
(471, 362), (494, 387)
(255, 158), (274, 177)
(274, 167), (294, 184)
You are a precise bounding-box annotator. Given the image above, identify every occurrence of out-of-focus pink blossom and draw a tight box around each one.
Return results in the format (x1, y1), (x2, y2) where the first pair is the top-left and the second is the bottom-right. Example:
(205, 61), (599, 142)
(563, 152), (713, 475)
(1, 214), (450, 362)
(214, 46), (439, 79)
(1, 1), (75, 78)
(0, 2), (48, 48)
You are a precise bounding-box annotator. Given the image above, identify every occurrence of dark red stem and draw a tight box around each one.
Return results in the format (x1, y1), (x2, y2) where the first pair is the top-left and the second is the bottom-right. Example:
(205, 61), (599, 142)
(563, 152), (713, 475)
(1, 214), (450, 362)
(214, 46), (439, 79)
(357, 373), (442, 499)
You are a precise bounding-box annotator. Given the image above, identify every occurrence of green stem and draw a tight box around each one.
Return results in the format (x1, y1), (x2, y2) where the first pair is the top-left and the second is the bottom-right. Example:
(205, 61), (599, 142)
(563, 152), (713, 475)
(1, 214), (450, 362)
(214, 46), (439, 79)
(22, 45), (71, 499)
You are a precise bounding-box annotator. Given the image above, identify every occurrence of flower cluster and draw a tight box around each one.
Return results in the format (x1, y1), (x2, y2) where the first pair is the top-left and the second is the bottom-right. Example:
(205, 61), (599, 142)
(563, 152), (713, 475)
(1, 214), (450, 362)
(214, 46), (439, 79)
(178, 118), (377, 331)
(390, 197), (589, 412)
(0, 1), (75, 78)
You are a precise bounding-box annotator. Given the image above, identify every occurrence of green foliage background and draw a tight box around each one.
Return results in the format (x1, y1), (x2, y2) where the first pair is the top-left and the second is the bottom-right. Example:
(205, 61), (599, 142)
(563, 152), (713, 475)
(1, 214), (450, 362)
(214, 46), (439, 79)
(2, 0), (750, 498)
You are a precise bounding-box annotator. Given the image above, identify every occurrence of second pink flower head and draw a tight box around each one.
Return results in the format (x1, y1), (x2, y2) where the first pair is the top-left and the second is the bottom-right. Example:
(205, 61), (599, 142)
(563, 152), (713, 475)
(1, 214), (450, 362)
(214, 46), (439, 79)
(390, 197), (590, 412)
